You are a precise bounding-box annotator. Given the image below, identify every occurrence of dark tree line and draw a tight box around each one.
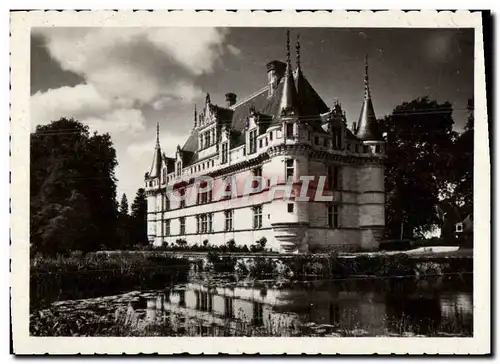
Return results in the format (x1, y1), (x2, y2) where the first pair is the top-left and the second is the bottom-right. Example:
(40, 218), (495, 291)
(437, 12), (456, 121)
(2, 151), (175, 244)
(31, 97), (474, 255)
(30, 118), (148, 256)
(380, 97), (474, 240)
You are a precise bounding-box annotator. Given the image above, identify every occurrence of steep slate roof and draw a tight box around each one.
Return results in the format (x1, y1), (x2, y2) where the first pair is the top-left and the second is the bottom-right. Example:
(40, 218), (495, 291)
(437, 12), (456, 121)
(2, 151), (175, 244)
(163, 154), (175, 172)
(295, 68), (329, 119)
(178, 69), (333, 168)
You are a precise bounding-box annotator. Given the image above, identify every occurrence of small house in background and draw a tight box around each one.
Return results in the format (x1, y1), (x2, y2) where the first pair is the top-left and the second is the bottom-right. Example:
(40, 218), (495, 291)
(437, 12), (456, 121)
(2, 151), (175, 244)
(435, 202), (473, 248)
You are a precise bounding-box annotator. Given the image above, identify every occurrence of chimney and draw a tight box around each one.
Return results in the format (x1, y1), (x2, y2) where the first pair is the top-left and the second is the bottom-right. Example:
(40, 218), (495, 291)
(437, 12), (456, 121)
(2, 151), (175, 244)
(266, 60), (287, 97)
(225, 92), (237, 107)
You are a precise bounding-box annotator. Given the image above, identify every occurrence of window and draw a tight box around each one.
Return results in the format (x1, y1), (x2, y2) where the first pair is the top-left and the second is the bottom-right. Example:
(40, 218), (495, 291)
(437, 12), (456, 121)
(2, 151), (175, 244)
(328, 166), (340, 190)
(314, 136), (319, 145)
(198, 182), (213, 204)
(323, 138), (327, 147)
(456, 222), (464, 233)
(335, 131), (341, 149)
(206, 131), (211, 146)
(332, 128), (341, 150)
(253, 302), (264, 326)
(375, 145), (381, 153)
(165, 220), (170, 236)
(165, 196), (170, 211)
(222, 142), (228, 164)
(347, 143), (351, 151)
(253, 205), (263, 229)
(208, 213), (213, 232)
(287, 203), (294, 213)
(285, 159), (294, 182)
(196, 215), (201, 233)
(364, 146), (369, 153)
(355, 144), (359, 153)
(176, 161), (182, 177)
(249, 129), (257, 154)
(286, 123), (294, 139)
(259, 139), (263, 148)
(179, 190), (185, 208)
(224, 210), (233, 231)
(162, 168), (167, 184)
(179, 217), (185, 235)
(269, 131), (273, 141)
(251, 167), (263, 189)
(224, 297), (234, 319)
(201, 214), (208, 233)
(328, 205), (339, 228)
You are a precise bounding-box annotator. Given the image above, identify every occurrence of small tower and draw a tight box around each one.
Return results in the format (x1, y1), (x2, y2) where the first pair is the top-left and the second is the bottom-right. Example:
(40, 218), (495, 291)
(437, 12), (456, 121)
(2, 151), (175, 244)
(356, 54), (384, 151)
(270, 30), (310, 254)
(279, 30), (299, 118)
(356, 55), (385, 251)
(145, 122), (164, 246)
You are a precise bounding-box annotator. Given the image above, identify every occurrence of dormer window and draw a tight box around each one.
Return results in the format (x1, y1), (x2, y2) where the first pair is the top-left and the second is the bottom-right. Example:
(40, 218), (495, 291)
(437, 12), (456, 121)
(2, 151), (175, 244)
(222, 142), (229, 164)
(332, 128), (342, 150)
(176, 161), (182, 177)
(249, 129), (257, 154)
(286, 123), (293, 139)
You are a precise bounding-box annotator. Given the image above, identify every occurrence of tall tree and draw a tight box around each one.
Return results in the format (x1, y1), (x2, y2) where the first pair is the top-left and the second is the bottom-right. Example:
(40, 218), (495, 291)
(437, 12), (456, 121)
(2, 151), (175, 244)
(450, 98), (474, 217)
(30, 118), (118, 255)
(130, 188), (148, 246)
(116, 193), (131, 250)
(119, 193), (129, 216)
(380, 97), (457, 239)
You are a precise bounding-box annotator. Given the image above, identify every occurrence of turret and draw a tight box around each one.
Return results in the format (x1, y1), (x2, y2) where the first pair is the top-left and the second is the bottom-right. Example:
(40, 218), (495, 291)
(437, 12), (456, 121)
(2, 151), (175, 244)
(149, 122), (162, 179)
(356, 55), (383, 142)
(278, 30), (299, 118)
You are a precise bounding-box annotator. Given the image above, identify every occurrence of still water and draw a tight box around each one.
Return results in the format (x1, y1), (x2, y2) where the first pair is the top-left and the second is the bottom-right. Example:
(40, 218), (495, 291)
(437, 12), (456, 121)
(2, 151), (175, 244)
(50, 276), (472, 337)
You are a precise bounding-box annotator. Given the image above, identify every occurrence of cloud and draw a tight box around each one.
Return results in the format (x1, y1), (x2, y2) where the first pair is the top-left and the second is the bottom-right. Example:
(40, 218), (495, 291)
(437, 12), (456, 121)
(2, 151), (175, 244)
(127, 131), (189, 162)
(31, 27), (240, 205)
(30, 83), (145, 135)
(83, 109), (147, 135)
(32, 27), (238, 131)
(227, 44), (242, 56)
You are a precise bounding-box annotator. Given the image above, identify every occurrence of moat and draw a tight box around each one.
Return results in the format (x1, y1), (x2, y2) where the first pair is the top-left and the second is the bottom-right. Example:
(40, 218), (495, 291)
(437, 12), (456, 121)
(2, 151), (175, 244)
(31, 274), (473, 337)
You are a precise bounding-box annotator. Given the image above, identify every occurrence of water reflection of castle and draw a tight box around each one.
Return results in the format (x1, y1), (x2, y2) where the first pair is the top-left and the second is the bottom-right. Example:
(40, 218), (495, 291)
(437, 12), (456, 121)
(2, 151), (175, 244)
(133, 281), (473, 336)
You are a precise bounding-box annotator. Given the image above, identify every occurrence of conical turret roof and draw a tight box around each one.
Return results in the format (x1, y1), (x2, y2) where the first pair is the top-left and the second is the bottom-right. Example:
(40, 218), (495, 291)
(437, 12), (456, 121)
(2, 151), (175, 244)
(149, 122), (162, 178)
(277, 30), (299, 118)
(356, 55), (383, 141)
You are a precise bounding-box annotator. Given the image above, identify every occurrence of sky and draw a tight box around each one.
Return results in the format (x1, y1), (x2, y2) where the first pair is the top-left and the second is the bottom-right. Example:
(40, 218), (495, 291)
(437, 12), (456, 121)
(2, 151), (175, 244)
(30, 27), (474, 204)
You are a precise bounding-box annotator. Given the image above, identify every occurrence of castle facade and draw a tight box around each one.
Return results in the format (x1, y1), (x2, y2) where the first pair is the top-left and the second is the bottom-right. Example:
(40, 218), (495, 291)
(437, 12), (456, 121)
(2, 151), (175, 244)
(145, 32), (385, 253)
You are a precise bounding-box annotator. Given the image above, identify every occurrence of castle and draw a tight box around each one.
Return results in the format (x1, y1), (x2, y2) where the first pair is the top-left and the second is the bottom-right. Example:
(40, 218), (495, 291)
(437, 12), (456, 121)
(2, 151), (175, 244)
(145, 32), (386, 253)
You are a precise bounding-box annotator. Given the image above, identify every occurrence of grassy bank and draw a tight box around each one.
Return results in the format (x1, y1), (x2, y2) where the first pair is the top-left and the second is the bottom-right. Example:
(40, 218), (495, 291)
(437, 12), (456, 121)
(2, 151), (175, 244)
(30, 251), (191, 311)
(201, 252), (473, 281)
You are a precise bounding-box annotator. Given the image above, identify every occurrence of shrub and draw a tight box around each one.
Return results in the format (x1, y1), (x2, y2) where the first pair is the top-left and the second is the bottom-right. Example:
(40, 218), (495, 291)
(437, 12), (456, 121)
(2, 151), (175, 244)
(206, 251), (236, 273)
(247, 257), (277, 279)
(235, 260), (250, 277)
